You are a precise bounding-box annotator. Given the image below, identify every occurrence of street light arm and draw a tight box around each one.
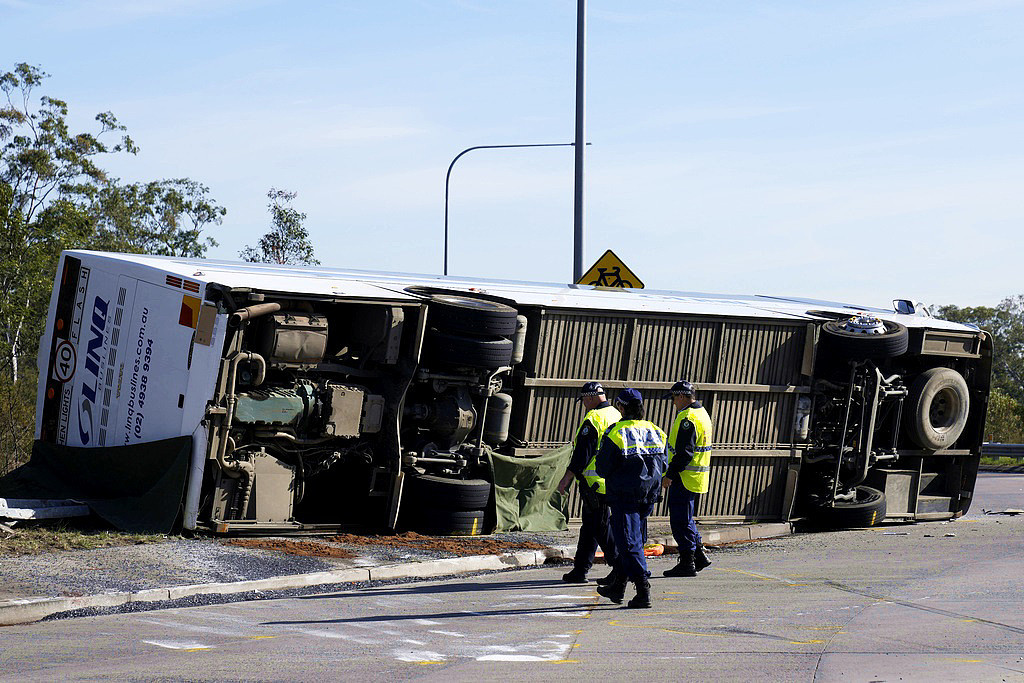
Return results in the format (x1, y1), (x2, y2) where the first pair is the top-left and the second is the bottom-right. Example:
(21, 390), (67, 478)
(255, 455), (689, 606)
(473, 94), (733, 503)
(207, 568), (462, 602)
(443, 142), (584, 276)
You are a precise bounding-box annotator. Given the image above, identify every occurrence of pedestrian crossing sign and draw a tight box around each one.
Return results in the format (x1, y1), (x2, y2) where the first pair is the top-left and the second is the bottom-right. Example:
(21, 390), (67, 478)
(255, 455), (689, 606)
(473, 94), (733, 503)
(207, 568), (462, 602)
(577, 250), (644, 289)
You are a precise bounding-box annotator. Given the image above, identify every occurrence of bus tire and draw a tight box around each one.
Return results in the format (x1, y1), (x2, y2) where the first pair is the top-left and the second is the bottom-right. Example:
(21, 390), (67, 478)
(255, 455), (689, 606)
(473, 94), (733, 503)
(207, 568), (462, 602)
(821, 320), (909, 359)
(413, 509), (487, 536)
(907, 367), (970, 450)
(819, 486), (886, 528)
(423, 331), (514, 368)
(405, 474), (491, 511)
(427, 294), (518, 337)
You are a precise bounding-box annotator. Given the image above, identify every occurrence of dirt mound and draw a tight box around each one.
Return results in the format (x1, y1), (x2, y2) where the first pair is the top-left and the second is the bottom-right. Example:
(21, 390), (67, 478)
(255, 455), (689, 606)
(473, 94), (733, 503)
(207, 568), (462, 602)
(326, 532), (548, 556)
(224, 533), (548, 560)
(224, 538), (356, 559)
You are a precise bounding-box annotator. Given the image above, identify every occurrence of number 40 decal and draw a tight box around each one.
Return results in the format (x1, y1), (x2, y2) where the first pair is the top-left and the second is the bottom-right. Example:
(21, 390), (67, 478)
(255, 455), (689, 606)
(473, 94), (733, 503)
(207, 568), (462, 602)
(53, 339), (77, 383)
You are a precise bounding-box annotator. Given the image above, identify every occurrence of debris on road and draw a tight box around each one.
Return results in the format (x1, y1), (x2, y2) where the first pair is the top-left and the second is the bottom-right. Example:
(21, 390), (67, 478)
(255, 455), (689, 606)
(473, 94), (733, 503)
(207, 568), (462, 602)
(982, 508), (1023, 516)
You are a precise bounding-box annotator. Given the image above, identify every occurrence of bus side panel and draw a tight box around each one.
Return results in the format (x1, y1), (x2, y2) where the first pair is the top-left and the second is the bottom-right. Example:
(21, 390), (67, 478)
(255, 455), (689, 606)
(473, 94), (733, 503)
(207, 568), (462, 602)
(113, 280), (198, 446)
(37, 255), (222, 448)
(513, 308), (808, 523)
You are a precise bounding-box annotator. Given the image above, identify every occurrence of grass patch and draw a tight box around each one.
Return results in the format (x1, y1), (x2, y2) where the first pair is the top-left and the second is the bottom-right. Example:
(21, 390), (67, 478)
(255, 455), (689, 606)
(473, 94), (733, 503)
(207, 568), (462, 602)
(0, 521), (167, 556)
(981, 456), (1022, 465)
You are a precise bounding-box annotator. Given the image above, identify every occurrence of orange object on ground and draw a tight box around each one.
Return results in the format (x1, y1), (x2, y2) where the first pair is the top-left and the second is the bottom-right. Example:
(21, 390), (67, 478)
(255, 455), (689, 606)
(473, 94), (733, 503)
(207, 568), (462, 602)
(595, 545), (663, 558)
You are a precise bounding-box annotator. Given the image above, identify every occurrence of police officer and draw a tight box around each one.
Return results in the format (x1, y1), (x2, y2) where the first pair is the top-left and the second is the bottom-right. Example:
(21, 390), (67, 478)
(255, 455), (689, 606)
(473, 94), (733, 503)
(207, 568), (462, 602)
(594, 389), (668, 609)
(557, 382), (621, 584)
(661, 380), (713, 577)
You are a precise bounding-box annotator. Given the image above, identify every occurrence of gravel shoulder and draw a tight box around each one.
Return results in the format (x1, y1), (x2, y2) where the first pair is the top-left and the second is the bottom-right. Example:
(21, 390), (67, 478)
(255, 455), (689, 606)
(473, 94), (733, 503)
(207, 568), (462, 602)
(0, 529), (577, 603)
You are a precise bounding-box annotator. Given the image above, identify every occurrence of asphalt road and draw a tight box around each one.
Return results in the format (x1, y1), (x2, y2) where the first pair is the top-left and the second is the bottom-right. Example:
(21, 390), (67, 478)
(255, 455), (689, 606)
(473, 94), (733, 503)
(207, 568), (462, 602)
(1, 473), (1022, 682)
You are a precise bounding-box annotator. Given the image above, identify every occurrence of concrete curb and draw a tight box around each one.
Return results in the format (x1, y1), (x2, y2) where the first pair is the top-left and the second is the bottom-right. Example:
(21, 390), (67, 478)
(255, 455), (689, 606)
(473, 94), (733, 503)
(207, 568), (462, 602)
(0, 525), (789, 627)
(0, 548), (572, 627)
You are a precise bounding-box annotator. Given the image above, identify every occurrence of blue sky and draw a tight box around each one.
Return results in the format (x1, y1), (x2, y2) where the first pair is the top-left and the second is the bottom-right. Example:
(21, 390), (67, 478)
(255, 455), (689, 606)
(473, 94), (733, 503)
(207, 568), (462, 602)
(4, 0), (1023, 309)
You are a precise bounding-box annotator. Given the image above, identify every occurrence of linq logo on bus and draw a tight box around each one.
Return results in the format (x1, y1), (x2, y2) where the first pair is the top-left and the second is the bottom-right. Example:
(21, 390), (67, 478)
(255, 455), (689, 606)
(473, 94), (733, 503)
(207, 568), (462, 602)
(76, 295), (110, 445)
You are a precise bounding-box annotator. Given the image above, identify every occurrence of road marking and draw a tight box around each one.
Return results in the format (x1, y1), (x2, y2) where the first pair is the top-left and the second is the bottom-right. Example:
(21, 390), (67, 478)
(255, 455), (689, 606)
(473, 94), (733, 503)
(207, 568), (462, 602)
(142, 640), (213, 651)
(949, 659), (983, 663)
(478, 655), (562, 662)
(395, 650), (446, 662)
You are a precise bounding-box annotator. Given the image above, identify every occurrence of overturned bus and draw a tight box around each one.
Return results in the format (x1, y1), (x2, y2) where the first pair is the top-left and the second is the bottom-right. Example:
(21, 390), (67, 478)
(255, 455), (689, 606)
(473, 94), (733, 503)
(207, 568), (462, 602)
(35, 250), (991, 534)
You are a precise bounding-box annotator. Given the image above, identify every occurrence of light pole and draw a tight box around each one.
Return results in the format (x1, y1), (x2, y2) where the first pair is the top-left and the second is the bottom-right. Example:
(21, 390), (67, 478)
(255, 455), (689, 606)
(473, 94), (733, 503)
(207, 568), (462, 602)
(444, 142), (579, 276)
(573, 0), (586, 283)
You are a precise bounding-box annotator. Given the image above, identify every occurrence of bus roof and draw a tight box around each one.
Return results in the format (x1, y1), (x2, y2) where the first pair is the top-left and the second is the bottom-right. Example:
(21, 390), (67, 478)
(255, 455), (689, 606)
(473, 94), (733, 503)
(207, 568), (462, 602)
(65, 250), (971, 332)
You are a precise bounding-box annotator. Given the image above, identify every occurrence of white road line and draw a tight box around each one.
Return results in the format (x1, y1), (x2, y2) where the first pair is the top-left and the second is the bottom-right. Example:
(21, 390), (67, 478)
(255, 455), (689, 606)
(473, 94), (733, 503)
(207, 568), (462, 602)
(142, 640), (213, 650)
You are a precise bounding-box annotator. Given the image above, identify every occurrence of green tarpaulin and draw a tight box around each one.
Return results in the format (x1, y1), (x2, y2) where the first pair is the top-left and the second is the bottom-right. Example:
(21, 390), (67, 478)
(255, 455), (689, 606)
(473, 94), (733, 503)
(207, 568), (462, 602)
(0, 437), (192, 534)
(489, 444), (571, 532)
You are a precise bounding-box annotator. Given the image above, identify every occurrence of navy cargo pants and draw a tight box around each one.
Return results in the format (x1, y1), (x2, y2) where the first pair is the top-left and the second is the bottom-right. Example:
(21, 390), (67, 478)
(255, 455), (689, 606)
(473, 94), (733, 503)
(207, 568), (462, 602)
(609, 501), (655, 580)
(574, 486), (618, 572)
(668, 483), (702, 554)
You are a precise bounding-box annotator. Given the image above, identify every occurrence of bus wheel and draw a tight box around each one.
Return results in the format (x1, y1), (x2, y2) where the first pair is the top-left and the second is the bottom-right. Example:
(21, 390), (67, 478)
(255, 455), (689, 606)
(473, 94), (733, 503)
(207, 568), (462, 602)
(423, 330), (514, 368)
(818, 486), (886, 528)
(427, 294), (519, 337)
(411, 509), (487, 536)
(821, 316), (908, 359)
(405, 474), (492, 511)
(907, 367), (970, 450)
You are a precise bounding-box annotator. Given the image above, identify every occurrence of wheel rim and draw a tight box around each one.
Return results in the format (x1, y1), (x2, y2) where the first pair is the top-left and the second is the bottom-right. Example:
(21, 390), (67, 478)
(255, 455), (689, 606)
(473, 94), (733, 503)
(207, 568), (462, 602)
(839, 315), (887, 335)
(929, 387), (961, 433)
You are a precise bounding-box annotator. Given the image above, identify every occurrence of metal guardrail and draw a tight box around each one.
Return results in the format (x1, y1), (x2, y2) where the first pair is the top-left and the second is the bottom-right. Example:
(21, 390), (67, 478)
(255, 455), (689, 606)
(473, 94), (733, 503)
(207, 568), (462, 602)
(982, 443), (1024, 459)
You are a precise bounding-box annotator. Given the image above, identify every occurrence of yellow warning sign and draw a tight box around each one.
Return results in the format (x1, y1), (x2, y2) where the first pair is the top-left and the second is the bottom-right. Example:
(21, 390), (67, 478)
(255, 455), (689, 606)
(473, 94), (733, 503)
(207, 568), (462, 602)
(577, 249), (644, 289)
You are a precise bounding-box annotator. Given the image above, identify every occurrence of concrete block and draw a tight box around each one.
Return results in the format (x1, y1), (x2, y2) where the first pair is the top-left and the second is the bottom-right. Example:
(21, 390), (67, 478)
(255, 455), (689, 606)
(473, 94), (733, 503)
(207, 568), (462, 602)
(748, 523), (792, 540)
(369, 555), (507, 581)
(129, 588), (171, 603)
(165, 568), (371, 601)
(0, 597), (72, 626)
(0, 592), (131, 626)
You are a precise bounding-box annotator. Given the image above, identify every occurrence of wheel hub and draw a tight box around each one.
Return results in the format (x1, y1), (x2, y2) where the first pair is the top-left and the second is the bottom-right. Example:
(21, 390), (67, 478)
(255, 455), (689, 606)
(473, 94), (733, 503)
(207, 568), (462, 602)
(839, 314), (887, 335)
(929, 387), (960, 431)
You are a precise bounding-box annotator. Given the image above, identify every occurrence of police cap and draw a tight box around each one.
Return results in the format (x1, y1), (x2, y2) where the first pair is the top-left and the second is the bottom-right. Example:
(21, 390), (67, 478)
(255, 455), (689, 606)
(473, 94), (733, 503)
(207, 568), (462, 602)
(614, 388), (644, 405)
(662, 380), (696, 399)
(579, 381), (605, 401)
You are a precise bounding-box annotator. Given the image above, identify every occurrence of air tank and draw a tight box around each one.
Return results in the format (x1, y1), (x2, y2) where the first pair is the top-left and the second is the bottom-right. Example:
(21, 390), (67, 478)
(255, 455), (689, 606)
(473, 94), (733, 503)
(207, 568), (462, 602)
(483, 392), (513, 444)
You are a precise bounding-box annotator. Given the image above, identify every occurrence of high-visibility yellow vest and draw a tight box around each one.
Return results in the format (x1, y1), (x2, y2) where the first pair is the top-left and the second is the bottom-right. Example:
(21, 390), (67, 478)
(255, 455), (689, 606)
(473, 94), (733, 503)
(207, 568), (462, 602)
(604, 420), (668, 461)
(668, 405), (713, 494)
(574, 405), (621, 494)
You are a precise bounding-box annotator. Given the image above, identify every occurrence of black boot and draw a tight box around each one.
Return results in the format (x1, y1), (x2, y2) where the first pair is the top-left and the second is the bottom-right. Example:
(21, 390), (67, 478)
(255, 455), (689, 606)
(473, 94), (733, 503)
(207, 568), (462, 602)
(663, 552), (697, 577)
(562, 567), (589, 584)
(596, 574), (627, 604)
(596, 568), (618, 586)
(694, 545), (712, 572)
(626, 578), (652, 609)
